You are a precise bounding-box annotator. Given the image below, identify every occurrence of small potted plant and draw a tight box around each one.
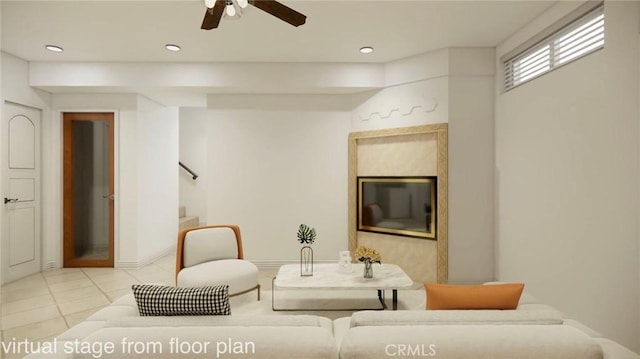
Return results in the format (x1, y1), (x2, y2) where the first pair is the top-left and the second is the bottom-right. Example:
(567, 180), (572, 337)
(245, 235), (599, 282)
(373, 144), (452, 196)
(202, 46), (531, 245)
(297, 224), (317, 276)
(354, 246), (381, 278)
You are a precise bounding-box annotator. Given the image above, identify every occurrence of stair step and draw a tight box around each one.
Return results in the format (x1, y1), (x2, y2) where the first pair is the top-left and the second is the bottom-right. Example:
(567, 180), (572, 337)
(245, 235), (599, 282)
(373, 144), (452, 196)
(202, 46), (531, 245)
(179, 216), (199, 230)
(179, 206), (186, 218)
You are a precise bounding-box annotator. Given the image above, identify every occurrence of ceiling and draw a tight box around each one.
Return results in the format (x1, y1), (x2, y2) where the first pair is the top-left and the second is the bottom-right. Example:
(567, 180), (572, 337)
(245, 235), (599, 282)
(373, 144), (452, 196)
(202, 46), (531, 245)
(2, 0), (558, 64)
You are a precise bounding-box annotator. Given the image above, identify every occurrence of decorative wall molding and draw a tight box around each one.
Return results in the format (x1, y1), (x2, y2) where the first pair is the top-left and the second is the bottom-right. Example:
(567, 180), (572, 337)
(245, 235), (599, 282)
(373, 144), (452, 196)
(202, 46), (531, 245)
(357, 96), (439, 122)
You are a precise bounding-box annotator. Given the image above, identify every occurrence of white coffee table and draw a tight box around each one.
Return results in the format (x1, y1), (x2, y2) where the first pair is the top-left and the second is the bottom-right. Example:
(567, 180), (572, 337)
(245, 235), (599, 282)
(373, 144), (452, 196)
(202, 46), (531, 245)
(272, 263), (414, 311)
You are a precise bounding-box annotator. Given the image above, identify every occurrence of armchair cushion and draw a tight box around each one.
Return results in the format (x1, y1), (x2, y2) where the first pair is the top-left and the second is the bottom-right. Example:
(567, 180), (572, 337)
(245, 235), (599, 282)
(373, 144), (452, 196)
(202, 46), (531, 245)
(177, 259), (259, 295)
(176, 225), (259, 300)
(183, 227), (239, 267)
(132, 284), (231, 316)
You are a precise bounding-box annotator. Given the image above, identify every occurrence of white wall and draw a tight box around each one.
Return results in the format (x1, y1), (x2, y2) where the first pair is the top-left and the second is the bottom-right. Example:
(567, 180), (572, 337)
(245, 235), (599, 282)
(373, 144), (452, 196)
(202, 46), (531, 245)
(1, 53), (51, 109)
(447, 75), (495, 283)
(179, 96), (351, 265)
(351, 49), (450, 132)
(350, 78), (448, 132)
(29, 62), (385, 105)
(495, 1), (640, 352)
(179, 107), (209, 222)
(448, 47), (495, 282)
(135, 96), (179, 263)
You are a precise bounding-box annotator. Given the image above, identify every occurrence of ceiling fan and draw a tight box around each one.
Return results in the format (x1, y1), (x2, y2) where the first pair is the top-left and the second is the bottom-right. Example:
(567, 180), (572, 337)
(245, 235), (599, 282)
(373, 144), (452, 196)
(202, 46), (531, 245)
(201, 0), (307, 30)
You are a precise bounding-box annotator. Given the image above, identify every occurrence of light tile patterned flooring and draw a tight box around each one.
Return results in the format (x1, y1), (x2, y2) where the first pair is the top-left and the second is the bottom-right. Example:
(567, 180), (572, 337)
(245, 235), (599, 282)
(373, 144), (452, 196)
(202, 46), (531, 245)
(0, 254), (277, 359)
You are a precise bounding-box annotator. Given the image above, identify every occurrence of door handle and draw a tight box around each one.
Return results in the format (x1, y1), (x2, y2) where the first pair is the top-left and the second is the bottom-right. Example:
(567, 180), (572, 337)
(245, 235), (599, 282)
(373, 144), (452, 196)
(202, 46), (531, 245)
(4, 197), (18, 204)
(102, 194), (115, 200)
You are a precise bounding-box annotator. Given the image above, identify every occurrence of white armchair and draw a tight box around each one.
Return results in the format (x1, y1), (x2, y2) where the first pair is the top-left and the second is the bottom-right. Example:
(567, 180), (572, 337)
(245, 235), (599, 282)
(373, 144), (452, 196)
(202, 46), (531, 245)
(175, 225), (260, 300)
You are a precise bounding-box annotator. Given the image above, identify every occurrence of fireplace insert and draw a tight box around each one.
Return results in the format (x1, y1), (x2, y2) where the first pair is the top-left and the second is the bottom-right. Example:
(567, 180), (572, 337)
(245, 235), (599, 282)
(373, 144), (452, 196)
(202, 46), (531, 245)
(357, 176), (436, 239)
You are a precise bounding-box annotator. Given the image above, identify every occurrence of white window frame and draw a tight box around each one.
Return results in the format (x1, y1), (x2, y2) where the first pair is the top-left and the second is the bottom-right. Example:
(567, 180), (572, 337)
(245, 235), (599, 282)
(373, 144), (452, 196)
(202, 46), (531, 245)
(502, 2), (604, 92)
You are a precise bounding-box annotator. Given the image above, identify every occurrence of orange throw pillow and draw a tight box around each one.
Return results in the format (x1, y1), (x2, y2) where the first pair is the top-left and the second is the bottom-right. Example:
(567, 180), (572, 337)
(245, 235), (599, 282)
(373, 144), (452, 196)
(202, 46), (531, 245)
(425, 283), (525, 310)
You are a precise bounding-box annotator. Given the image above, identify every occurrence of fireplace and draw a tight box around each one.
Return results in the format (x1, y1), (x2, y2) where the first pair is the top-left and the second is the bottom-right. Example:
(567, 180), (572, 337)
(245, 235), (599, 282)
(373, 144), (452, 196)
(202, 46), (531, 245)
(357, 177), (436, 240)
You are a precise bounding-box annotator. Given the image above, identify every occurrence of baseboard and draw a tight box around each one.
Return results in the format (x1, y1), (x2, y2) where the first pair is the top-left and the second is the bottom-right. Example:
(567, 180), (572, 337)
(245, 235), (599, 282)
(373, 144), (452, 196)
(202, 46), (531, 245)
(41, 246), (176, 271)
(117, 246), (176, 269)
(43, 261), (58, 270)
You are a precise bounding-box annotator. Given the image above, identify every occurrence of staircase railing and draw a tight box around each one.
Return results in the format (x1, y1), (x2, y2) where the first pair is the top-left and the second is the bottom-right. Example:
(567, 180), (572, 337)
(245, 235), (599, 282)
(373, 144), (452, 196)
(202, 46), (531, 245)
(179, 162), (198, 180)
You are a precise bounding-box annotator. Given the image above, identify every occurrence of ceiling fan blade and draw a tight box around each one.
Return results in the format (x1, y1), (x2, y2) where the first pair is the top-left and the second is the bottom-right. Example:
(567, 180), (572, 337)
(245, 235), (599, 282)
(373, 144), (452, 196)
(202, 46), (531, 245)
(249, 0), (306, 27)
(201, 0), (225, 30)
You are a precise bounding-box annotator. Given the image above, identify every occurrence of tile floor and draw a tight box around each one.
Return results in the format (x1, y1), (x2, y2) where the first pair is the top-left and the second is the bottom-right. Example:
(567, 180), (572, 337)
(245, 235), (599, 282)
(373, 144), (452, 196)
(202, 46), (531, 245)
(0, 253), (277, 359)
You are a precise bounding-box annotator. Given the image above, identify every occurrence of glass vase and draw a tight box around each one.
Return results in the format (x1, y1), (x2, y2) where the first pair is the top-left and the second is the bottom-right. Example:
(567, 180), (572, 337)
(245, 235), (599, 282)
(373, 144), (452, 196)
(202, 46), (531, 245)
(363, 260), (373, 279)
(338, 250), (352, 273)
(300, 245), (313, 276)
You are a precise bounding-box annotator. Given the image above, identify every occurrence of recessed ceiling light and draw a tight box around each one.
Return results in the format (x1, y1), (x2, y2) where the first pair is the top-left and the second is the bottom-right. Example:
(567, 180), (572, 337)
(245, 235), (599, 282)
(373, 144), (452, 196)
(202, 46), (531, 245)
(359, 46), (374, 54)
(165, 44), (181, 52)
(45, 45), (63, 53)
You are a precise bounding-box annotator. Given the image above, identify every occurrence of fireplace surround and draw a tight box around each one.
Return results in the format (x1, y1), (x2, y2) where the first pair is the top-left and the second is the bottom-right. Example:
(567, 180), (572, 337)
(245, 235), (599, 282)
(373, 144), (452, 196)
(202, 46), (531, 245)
(348, 124), (448, 283)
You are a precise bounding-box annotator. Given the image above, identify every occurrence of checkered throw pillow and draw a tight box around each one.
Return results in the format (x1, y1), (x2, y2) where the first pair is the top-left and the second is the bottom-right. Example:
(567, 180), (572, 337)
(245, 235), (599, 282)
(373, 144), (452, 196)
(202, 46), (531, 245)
(131, 284), (231, 316)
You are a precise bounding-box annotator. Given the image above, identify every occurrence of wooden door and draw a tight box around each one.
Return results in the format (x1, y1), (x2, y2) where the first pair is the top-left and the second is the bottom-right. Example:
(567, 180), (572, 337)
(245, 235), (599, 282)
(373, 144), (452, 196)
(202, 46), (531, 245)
(63, 112), (114, 267)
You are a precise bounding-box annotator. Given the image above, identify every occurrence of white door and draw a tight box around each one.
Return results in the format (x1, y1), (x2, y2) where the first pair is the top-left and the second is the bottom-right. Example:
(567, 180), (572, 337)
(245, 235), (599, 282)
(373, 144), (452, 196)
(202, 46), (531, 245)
(1, 102), (41, 284)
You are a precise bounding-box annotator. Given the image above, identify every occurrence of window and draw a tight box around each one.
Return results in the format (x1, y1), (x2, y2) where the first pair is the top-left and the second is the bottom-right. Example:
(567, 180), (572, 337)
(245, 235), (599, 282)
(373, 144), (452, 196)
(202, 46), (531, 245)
(503, 4), (604, 92)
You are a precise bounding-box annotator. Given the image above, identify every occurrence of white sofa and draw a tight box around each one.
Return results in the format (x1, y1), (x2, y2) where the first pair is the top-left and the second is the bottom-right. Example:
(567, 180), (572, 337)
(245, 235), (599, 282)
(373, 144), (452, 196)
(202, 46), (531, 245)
(24, 295), (337, 359)
(334, 311), (635, 359)
(333, 292), (639, 359)
(23, 291), (639, 359)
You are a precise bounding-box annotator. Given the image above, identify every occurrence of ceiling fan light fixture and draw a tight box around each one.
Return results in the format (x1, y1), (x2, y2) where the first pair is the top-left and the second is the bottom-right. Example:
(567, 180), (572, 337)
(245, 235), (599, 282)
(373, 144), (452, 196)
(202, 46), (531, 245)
(204, 0), (216, 8)
(359, 46), (374, 54)
(165, 44), (181, 52)
(201, 0), (305, 30)
(45, 45), (64, 53)
(225, 1), (237, 17)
